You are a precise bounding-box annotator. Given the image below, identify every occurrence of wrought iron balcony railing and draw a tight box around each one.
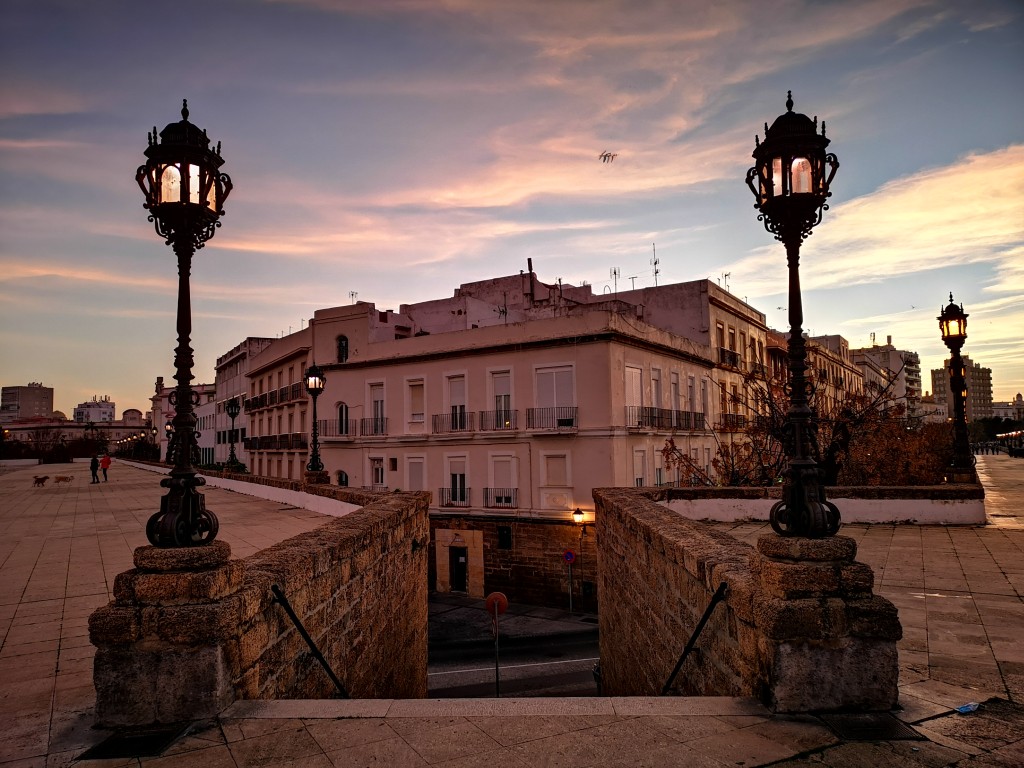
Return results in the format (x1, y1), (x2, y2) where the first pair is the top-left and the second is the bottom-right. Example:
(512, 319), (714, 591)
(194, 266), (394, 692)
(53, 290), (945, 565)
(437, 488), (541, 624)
(431, 411), (475, 434)
(718, 348), (742, 369)
(438, 487), (471, 507)
(526, 406), (578, 430)
(318, 419), (357, 438)
(483, 487), (518, 508)
(479, 410), (518, 431)
(360, 417), (388, 437)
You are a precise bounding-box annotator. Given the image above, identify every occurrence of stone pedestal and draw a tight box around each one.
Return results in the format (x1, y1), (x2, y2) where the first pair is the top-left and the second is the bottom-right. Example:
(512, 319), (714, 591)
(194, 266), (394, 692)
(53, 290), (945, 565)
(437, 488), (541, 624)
(89, 541), (246, 727)
(304, 469), (330, 485)
(752, 535), (901, 713)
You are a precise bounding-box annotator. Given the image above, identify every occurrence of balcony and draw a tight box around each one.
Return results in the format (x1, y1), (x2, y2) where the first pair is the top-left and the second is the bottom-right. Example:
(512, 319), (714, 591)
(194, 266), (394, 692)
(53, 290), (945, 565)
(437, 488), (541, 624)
(672, 410), (706, 430)
(718, 348), (742, 369)
(484, 487), (518, 509)
(360, 417), (388, 437)
(717, 414), (748, 432)
(479, 410), (518, 431)
(432, 411), (475, 434)
(526, 407), (578, 430)
(438, 487), (471, 508)
(242, 433), (308, 451)
(319, 419), (357, 438)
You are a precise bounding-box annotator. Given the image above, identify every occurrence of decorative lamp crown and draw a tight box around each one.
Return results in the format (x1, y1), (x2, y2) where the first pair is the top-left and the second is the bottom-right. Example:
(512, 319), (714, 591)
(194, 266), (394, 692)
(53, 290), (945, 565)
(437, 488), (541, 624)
(938, 293), (968, 343)
(225, 397), (241, 419)
(135, 99), (233, 252)
(304, 363), (326, 396)
(745, 91), (839, 243)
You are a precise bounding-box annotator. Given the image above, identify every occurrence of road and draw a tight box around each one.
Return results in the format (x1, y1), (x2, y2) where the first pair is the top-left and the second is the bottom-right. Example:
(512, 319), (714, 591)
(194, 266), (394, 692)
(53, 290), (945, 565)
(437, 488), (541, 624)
(428, 636), (600, 698)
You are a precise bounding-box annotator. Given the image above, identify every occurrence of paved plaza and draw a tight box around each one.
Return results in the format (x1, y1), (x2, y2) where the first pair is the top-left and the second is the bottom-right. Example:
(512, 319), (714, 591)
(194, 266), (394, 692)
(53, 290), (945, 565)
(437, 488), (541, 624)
(0, 457), (1022, 766)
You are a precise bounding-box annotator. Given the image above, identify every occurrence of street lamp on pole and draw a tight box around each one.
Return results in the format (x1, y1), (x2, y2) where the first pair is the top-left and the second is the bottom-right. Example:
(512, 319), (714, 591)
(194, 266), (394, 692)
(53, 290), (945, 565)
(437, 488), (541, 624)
(746, 91), (841, 538)
(136, 99), (232, 547)
(225, 397), (242, 471)
(938, 294), (975, 480)
(303, 363), (328, 483)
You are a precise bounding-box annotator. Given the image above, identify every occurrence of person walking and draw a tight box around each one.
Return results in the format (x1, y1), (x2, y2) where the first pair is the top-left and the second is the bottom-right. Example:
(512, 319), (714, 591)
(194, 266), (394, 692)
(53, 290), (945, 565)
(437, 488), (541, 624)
(100, 453), (112, 482)
(90, 455), (100, 484)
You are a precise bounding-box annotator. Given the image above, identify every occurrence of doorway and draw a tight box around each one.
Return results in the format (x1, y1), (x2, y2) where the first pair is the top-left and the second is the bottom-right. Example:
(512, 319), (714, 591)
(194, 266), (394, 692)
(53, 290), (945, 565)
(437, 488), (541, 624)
(449, 546), (468, 593)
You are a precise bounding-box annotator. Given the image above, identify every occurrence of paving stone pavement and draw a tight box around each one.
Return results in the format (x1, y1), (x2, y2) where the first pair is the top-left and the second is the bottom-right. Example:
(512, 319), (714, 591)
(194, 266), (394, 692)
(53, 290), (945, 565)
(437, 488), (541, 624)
(0, 456), (1022, 767)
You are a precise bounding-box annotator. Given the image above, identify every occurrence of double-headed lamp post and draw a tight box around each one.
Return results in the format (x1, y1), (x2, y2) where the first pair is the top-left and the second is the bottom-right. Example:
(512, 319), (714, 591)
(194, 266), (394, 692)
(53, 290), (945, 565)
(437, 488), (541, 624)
(136, 100), (232, 547)
(746, 92), (841, 538)
(225, 397), (242, 470)
(304, 364), (328, 483)
(938, 294), (975, 478)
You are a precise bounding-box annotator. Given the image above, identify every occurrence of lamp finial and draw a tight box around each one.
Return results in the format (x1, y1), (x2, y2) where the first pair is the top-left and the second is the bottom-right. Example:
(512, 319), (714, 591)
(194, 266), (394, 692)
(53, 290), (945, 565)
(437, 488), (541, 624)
(786, 90), (793, 112)
(181, 99), (189, 121)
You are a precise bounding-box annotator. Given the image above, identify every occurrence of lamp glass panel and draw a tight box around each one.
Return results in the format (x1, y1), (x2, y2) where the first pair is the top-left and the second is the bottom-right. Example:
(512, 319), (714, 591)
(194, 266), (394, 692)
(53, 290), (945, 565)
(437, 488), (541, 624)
(791, 157), (812, 193)
(188, 164), (201, 204)
(771, 157), (783, 197)
(206, 179), (217, 211)
(159, 164), (181, 203)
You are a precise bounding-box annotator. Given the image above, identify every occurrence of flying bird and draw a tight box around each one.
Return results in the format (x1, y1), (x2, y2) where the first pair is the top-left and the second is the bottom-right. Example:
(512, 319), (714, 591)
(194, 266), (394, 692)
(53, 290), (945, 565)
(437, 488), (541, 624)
(599, 151), (618, 163)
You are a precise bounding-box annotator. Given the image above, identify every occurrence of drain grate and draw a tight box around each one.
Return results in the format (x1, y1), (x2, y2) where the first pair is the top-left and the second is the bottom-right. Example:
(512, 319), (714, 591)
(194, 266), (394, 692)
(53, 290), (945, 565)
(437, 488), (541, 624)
(77, 723), (191, 759)
(819, 712), (924, 741)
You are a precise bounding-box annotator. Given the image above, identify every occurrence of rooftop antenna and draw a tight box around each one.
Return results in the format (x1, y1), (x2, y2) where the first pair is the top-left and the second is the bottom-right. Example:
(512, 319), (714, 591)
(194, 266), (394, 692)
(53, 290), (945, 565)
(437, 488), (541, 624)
(349, 291), (358, 304)
(871, 332), (876, 346)
(721, 272), (731, 292)
(628, 275), (638, 290)
(610, 267), (620, 296)
(651, 243), (660, 287)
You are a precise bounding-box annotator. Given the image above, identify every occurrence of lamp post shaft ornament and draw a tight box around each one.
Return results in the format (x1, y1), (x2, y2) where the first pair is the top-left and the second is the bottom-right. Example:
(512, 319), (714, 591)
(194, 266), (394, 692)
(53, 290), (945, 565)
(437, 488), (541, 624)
(136, 100), (232, 547)
(745, 92), (840, 538)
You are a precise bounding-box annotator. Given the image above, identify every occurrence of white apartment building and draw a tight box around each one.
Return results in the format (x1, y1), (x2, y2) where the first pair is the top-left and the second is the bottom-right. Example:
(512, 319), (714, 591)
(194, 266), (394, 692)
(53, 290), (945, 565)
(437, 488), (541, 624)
(214, 337), (274, 466)
(151, 377), (217, 464)
(243, 273), (767, 517)
(850, 336), (922, 418)
(74, 395), (116, 423)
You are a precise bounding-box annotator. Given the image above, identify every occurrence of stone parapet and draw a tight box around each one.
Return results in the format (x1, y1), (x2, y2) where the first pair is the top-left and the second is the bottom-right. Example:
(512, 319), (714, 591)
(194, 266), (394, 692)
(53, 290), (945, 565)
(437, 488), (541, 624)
(595, 487), (901, 713)
(89, 490), (430, 727)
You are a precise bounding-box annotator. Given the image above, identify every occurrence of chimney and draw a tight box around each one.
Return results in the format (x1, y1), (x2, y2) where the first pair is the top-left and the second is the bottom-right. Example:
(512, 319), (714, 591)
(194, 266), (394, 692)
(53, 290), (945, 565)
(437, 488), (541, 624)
(887, 335), (892, 346)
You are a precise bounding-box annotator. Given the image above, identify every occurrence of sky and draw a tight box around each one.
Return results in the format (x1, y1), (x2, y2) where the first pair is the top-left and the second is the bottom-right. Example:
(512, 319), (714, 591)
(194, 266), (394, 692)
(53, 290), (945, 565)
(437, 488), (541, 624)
(1, 0), (1022, 417)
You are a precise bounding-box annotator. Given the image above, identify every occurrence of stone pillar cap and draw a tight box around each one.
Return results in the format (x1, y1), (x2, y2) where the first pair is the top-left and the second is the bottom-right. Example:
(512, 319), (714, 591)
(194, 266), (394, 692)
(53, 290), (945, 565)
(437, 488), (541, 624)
(756, 534), (856, 562)
(134, 539), (232, 572)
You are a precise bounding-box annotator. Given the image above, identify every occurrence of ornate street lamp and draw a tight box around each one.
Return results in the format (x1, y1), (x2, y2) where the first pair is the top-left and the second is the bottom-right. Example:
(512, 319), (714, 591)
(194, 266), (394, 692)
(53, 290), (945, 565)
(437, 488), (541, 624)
(164, 420), (174, 463)
(136, 100), (232, 547)
(303, 363), (328, 482)
(746, 91), (840, 538)
(938, 294), (975, 478)
(225, 397), (242, 470)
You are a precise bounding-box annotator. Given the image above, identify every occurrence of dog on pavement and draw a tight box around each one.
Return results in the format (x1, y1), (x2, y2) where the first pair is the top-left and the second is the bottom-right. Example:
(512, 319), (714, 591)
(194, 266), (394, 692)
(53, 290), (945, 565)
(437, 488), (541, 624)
(33, 475), (50, 487)
(54, 476), (73, 484)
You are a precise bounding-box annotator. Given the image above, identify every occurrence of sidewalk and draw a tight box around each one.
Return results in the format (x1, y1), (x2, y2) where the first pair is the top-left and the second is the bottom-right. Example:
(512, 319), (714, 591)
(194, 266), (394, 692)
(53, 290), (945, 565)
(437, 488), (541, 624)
(1, 458), (1022, 766)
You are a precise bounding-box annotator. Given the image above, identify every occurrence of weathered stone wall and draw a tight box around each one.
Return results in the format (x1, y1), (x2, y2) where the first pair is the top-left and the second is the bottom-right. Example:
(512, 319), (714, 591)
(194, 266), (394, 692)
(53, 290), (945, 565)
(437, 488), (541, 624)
(595, 487), (901, 713)
(89, 491), (430, 727)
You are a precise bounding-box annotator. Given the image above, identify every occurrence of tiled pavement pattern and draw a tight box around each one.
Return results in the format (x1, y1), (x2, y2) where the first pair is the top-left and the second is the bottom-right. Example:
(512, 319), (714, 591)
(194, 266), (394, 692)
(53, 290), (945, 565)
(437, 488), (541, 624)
(0, 456), (1022, 767)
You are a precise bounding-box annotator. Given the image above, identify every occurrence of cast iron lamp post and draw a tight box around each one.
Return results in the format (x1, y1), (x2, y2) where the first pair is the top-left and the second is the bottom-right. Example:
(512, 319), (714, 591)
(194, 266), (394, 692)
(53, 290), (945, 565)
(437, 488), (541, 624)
(938, 294), (975, 478)
(136, 99), (232, 547)
(304, 363), (327, 482)
(225, 397), (242, 470)
(746, 91), (840, 538)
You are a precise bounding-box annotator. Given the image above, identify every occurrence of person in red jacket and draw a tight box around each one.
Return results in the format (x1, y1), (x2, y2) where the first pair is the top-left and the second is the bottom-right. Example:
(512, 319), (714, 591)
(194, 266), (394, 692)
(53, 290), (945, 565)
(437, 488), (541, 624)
(100, 453), (112, 482)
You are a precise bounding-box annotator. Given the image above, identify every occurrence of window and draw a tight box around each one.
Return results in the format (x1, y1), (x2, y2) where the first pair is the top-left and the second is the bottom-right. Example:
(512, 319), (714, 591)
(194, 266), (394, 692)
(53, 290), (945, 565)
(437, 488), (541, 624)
(337, 470), (349, 487)
(369, 383), (385, 434)
(389, 457), (398, 472)
(728, 328), (736, 352)
(651, 369), (662, 409)
(370, 457), (384, 486)
(408, 381), (424, 423)
(337, 336), (349, 363)
(449, 457), (467, 503)
(337, 402), (350, 435)
(625, 366), (642, 409)
(633, 449), (647, 487)
(407, 457), (425, 492)
(448, 375), (467, 430)
(544, 454), (568, 486)
(492, 371), (511, 414)
(536, 366), (574, 408)
(670, 372), (681, 412)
